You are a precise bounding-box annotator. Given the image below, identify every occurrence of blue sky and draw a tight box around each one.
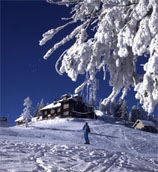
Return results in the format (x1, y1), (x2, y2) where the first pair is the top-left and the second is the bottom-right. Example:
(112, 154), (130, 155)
(1, 1), (157, 126)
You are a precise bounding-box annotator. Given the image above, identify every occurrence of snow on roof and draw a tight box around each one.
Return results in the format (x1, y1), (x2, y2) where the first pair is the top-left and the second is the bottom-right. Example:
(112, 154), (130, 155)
(41, 102), (61, 110)
(58, 99), (64, 102)
(94, 110), (104, 117)
(58, 94), (78, 102)
(15, 116), (24, 122)
(61, 93), (71, 98)
(67, 97), (77, 101)
(137, 120), (155, 127)
(73, 94), (79, 97)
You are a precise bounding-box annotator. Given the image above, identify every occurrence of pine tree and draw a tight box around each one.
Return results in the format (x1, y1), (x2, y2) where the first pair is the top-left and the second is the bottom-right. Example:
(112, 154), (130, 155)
(129, 106), (138, 123)
(139, 106), (147, 120)
(34, 103), (40, 117)
(148, 113), (155, 122)
(120, 101), (129, 121)
(38, 99), (44, 119)
(34, 99), (44, 119)
(114, 100), (123, 119)
(21, 97), (32, 127)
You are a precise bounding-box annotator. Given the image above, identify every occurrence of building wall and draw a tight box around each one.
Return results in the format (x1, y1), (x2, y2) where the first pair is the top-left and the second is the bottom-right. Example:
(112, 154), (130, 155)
(17, 121), (24, 126)
(42, 100), (71, 119)
(134, 122), (144, 129)
(0, 117), (8, 127)
(61, 100), (73, 117)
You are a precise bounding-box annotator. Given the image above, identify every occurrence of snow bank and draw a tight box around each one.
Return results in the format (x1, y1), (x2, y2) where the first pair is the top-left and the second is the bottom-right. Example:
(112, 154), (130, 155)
(0, 118), (158, 172)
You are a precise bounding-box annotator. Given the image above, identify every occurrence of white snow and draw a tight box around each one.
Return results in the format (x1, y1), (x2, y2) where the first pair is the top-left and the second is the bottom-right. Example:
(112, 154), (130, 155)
(41, 102), (61, 110)
(94, 110), (104, 117)
(0, 118), (158, 172)
(15, 116), (24, 122)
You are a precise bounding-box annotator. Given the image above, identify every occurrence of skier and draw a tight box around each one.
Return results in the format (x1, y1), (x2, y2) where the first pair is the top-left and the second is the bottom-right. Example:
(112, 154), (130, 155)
(83, 122), (90, 144)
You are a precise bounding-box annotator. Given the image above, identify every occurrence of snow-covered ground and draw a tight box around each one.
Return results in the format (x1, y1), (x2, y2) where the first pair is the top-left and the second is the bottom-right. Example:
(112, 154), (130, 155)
(0, 118), (158, 172)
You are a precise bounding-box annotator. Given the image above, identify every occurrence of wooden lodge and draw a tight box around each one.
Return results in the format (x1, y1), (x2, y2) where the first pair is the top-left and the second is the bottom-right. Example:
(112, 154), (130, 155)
(15, 115), (32, 126)
(15, 116), (25, 125)
(40, 94), (96, 119)
(132, 119), (157, 133)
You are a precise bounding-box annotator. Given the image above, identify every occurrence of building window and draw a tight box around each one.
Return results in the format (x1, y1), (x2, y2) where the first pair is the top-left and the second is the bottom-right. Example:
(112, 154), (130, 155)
(44, 111), (47, 115)
(48, 114), (51, 118)
(63, 103), (69, 109)
(51, 109), (55, 114)
(63, 111), (69, 116)
(57, 108), (61, 112)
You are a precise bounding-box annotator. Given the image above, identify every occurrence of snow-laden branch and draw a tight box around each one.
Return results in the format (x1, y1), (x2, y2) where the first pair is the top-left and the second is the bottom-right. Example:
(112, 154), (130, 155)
(40, 0), (158, 113)
(42, 20), (90, 59)
(55, 49), (68, 75)
(135, 34), (158, 113)
(39, 20), (75, 46)
(46, 0), (83, 6)
(47, 0), (137, 7)
(75, 80), (88, 94)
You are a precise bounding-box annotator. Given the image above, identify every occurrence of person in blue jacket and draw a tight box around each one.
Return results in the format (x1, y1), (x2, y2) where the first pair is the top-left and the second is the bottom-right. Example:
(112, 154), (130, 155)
(83, 122), (90, 144)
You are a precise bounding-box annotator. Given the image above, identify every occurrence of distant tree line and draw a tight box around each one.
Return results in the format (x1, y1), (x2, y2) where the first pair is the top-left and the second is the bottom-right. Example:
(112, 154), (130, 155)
(99, 100), (157, 123)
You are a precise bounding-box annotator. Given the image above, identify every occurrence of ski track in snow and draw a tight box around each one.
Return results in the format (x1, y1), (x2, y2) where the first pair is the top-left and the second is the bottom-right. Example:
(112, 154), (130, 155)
(0, 119), (158, 172)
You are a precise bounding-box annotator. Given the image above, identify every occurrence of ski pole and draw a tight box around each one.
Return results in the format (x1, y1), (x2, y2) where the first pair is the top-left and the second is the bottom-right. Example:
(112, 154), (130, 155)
(80, 132), (84, 143)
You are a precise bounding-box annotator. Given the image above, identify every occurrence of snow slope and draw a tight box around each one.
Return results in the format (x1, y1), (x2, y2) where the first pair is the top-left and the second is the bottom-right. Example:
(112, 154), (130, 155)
(0, 118), (158, 172)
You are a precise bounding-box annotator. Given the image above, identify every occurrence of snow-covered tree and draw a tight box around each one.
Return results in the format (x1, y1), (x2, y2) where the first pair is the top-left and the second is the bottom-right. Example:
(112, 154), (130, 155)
(99, 100), (111, 116)
(113, 100), (122, 118)
(119, 101), (129, 121)
(129, 105), (138, 122)
(87, 78), (99, 106)
(34, 99), (44, 119)
(34, 103), (40, 117)
(129, 104), (147, 122)
(21, 97), (32, 127)
(99, 100), (123, 118)
(40, 0), (158, 114)
(148, 113), (155, 122)
(139, 105), (147, 120)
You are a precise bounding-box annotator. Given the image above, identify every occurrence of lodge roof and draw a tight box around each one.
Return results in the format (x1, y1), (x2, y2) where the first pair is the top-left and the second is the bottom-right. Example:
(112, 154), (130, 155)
(41, 102), (61, 110)
(133, 119), (155, 128)
(15, 116), (24, 122)
(138, 120), (155, 126)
